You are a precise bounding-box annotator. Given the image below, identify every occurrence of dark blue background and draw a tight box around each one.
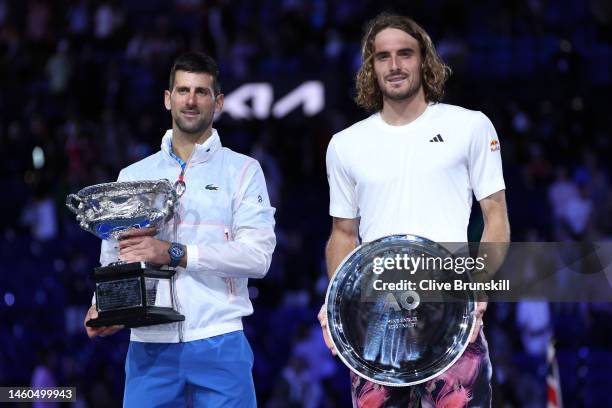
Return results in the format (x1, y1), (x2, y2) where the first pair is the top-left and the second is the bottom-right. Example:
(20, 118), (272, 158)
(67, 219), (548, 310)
(1, 0), (611, 406)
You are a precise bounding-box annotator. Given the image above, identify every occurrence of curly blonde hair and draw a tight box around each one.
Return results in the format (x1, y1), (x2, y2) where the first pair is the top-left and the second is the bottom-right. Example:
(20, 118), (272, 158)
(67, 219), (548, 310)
(355, 13), (451, 111)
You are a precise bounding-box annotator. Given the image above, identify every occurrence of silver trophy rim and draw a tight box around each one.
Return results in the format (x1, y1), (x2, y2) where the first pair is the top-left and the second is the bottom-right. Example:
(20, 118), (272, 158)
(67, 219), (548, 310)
(325, 234), (476, 387)
(79, 179), (173, 192)
(65, 179), (179, 240)
(69, 179), (174, 202)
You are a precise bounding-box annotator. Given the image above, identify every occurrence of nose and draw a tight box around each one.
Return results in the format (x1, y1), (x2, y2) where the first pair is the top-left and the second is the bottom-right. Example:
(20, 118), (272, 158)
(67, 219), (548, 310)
(390, 55), (400, 71)
(186, 90), (197, 106)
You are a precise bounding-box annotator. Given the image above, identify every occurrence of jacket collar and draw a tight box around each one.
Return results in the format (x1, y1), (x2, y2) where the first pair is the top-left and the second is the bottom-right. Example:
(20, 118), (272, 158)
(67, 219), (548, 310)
(161, 128), (222, 164)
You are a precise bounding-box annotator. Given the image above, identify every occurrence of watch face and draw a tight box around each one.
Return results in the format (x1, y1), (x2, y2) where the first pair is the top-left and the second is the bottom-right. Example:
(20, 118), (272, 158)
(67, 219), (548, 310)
(170, 244), (184, 259)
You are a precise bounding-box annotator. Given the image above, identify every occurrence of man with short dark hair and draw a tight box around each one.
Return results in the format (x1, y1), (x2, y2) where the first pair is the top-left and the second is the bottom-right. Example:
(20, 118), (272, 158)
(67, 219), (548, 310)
(319, 13), (509, 407)
(83, 51), (276, 407)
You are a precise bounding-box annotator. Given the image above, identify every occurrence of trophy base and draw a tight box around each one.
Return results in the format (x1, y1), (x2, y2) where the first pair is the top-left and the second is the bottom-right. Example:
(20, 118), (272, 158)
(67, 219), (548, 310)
(89, 262), (185, 328)
(86, 307), (185, 328)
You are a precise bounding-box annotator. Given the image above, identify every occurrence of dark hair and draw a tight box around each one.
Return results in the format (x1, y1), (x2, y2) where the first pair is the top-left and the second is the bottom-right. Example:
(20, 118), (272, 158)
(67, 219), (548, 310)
(355, 13), (451, 111)
(168, 52), (221, 95)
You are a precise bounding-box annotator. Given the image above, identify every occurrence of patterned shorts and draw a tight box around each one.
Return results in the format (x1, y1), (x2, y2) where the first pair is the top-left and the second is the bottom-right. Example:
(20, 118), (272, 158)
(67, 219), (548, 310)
(350, 329), (492, 408)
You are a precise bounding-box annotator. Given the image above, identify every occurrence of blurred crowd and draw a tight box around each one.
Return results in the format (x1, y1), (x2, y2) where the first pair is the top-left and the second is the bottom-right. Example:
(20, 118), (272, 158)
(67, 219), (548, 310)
(1, 0), (611, 406)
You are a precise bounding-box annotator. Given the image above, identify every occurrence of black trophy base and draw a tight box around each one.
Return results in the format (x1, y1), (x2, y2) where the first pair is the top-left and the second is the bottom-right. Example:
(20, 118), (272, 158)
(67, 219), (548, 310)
(86, 306), (185, 328)
(89, 262), (185, 328)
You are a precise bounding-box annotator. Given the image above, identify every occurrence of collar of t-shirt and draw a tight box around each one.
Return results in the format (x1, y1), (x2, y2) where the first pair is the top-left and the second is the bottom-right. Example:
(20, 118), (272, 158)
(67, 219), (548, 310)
(373, 103), (434, 133)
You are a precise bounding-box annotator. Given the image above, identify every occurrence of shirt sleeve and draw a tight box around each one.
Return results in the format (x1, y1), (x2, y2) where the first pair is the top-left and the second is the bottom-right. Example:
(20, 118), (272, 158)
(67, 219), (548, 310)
(185, 160), (276, 278)
(468, 112), (506, 201)
(326, 138), (358, 218)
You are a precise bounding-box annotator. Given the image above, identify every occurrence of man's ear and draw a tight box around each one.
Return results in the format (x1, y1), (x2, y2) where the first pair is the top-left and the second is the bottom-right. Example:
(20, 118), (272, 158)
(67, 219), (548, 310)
(214, 93), (224, 113)
(164, 90), (172, 111)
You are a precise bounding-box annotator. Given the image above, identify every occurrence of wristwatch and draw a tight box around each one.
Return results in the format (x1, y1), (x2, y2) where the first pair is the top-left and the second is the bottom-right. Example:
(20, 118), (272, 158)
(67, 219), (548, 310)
(168, 242), (186, 267)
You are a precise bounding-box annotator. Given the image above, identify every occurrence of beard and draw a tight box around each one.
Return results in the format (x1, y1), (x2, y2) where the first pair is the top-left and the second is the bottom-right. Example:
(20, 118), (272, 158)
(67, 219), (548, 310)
(380, 74), (422, 102)
(173, 111), (212, 136)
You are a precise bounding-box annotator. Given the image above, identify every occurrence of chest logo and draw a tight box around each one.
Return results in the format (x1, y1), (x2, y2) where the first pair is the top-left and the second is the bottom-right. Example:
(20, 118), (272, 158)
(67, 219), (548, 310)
(205, 184), (219, 191)
(429, 134), (444, 142)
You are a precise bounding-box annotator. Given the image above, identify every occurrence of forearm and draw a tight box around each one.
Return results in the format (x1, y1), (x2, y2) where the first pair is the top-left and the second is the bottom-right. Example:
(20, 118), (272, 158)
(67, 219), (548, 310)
(474, 216), (508, 327)
(480, 215), (510, 243)
(325, 230), (358, 278)
(478, 191), (510, 278)
(321, 221), (357, 356)
(480, 215), (509, 269)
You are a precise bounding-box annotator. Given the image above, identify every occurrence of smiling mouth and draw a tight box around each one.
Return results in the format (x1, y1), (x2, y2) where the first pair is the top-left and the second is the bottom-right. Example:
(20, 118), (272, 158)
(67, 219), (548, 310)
(181, 111), (200, 116)
(387, 76), (407, 83)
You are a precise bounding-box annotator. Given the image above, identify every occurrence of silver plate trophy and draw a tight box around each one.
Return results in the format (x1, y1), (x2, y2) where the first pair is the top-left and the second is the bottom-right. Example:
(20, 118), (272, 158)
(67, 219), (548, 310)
(326, 235), (476, 387)
(66, 180), (185, 328)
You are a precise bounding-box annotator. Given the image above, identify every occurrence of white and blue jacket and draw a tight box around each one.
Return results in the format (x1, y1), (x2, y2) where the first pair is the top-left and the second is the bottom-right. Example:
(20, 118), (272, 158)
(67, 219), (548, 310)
(99, 128), (276, 343)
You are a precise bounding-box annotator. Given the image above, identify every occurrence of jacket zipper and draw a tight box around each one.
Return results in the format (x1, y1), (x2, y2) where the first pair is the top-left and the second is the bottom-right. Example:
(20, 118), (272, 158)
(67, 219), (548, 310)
(173, 205), (184, 343)
(173, 157), (192, 343)
(172, 270), (184, 342)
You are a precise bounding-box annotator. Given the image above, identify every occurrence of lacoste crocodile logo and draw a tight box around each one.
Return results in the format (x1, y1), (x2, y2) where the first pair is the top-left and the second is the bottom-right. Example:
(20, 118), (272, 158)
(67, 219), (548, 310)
(205, 184), (219, 191)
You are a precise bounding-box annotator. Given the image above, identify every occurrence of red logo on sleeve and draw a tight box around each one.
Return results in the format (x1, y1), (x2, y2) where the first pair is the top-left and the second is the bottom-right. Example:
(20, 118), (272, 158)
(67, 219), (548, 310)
(490, 139), (500, 152)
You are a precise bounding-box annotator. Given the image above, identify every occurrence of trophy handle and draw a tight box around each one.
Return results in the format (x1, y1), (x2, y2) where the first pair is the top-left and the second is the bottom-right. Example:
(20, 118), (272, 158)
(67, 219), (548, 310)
(162, 196), (176, 221)
(66, 194), (82, 214)
(161, 181), (180, 221)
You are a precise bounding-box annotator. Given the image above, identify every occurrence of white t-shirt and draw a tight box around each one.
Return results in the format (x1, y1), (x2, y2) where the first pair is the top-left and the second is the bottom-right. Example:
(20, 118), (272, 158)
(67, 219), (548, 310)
(326, 103), (505, 243)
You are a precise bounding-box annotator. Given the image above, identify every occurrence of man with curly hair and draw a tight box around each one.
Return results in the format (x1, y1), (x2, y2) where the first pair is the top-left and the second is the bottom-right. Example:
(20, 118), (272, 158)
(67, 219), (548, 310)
(319, 13), (510, 407)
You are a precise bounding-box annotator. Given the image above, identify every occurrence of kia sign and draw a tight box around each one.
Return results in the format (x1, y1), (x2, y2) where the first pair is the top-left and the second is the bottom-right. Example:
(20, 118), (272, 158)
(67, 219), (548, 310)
(218, 80), (325, 120)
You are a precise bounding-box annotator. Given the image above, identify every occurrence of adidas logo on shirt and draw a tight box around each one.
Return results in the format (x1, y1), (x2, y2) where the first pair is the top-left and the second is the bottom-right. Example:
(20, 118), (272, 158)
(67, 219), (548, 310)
(429, 134), (444, 142)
